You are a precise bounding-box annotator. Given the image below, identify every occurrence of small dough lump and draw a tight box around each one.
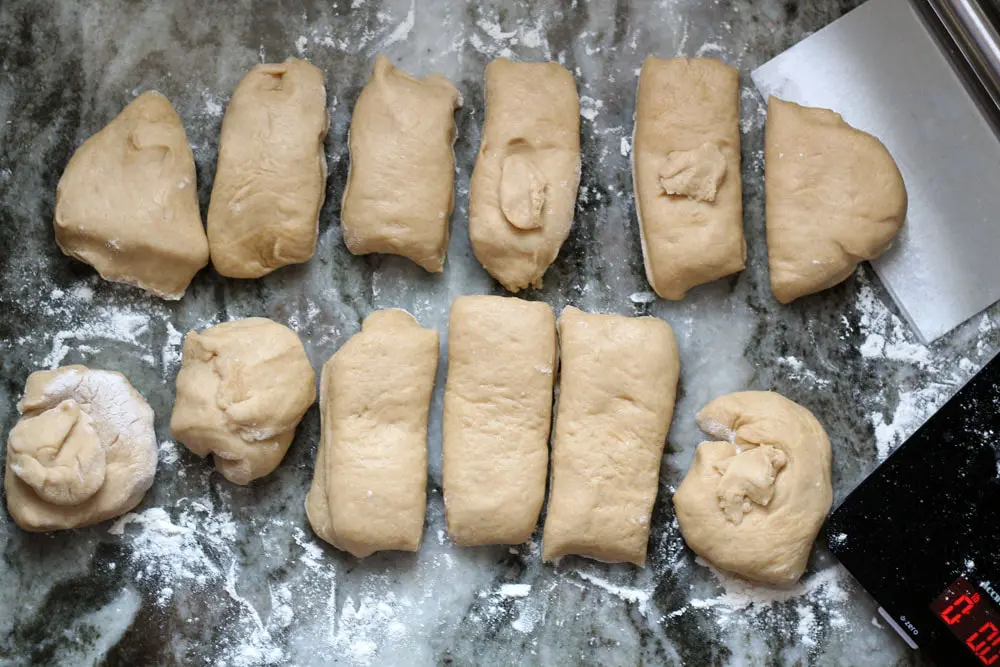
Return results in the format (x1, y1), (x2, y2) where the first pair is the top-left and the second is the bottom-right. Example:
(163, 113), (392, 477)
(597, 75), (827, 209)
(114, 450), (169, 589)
(673, 391), (832, 585)
(54, 91), (209, 299)
(170, 317), (316, 484)
(5, 365), (157, 532)
(208, 58), (329, 278)
(766, 96), (907, 303)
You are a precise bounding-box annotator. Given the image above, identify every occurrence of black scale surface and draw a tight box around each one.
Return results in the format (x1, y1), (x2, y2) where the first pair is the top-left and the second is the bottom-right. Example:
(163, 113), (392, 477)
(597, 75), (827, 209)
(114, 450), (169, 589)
(828, 353), (1000, 666)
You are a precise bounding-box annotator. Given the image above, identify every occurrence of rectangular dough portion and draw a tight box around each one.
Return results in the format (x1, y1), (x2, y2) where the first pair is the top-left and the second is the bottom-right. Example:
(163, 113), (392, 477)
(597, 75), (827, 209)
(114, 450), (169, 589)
(207, 57), (328, 278)
(341, 55), (461, 272)
(542, 306), (679, 566)
(468, 58), (580, 292)
(633, 56), (744, 300)
(305, 309), (438, 558)
(442, 295), (556, 546)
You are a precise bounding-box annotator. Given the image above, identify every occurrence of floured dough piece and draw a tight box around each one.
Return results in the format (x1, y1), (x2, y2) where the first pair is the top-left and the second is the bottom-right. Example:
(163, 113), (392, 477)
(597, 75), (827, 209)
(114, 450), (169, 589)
(673, 391), (833, 585)
(766, 97), (907, 303)
(170, 317), (316, 484)
(633, 57), (745, 300)
(208, 58), (329, 278)
(54, 91), (209, 299)
(542, 307), (679, 566)
(306, 309), (437, 557)
(442, 296), (556, 546)
(5, 365), (157, 532)
(341, 55), (461, 272)
(469, 58), (580, 292)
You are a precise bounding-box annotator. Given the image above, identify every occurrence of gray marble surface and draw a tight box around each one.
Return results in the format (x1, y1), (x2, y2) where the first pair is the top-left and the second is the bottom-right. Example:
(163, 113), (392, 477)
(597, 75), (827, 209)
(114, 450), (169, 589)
(1, 1), (997, 665)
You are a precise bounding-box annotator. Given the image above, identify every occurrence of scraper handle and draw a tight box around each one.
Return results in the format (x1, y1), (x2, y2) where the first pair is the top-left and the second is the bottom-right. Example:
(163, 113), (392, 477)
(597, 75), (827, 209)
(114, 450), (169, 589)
(920, 0), (1000, 130)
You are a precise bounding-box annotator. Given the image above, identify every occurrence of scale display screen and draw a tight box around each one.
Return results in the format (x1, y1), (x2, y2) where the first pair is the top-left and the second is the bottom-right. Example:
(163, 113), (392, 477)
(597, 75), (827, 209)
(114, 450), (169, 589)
(827, 349), (1000, 665)
(931, 577), (1000, 664)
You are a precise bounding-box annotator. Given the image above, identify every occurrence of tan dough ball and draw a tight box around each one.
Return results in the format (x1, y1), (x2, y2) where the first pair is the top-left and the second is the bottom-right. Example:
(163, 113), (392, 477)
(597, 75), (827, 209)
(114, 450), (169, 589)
(170, 317), (316, 484)
(765, 96), (907, 303)
(207, 58), (329, 279)
(341, 55), (461, 272)
(53, 91), (209, 299)
(673, 391), (832, 585)
(5, 365), (157, 532)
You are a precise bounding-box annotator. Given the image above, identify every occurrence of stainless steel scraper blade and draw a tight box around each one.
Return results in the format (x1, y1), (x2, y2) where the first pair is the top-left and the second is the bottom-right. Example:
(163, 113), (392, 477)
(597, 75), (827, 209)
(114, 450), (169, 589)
(752, 0), (1000, 343)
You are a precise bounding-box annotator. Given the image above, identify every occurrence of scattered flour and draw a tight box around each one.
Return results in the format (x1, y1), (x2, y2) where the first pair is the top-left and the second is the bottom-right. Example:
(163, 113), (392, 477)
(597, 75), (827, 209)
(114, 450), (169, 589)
(681, 560), (850, 643)
(497, 583), (531, 598)
(162, 321), (184, 371)
(110, 499), (298, 666)
(796, 604), (818, 648)
(469, 12), (551, 60)
(579, 96), (603, 122)
(203, 95), (224, 118)
(158, 440), (180, 466)
(739, 87), (768, 134)
(292, 527), (326, 571)
(853, 282), (989, 459)
(573, 570), (652, 615)
(856, 284), (935, 369)
(629, 291), (657, 305)
(37, 307), (150, 369)
(776, 356), (830, 387)
(694, 41), (726, 57)
(380, 0), (416, 48)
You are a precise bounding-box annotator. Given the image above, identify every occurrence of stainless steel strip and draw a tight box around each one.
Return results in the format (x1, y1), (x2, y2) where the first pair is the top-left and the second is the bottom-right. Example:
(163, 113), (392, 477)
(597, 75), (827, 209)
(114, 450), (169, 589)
(923, 0), (1000, 117)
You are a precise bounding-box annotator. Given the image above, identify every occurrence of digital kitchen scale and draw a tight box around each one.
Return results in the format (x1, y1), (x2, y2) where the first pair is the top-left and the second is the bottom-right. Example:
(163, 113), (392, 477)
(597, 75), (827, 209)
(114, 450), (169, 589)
(827, 350), (1000, 665)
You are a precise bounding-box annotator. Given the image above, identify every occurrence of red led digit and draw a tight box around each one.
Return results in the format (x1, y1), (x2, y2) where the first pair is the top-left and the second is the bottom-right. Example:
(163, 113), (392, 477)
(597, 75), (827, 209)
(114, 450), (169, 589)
(943, 594), (979, 625)
(987, 632), (1000, 667)
(980, 623), (1000, 666)
(967, 622), (1000, 665)
(931, 578), (1000, 664)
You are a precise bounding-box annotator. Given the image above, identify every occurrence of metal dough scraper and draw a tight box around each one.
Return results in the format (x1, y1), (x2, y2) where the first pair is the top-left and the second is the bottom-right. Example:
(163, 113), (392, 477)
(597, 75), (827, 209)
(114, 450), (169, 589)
(752, 0), (1000, 343)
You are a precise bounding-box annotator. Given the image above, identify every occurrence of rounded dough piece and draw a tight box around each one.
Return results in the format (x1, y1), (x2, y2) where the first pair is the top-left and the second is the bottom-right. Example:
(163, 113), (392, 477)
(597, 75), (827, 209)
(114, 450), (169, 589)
(170, 317), (316, 484)
(765, 96), (907, 303)
(207, 58), (329, 278)
(673, 391), (832, 585)
(54, 91), (209, 299)
(340, 55), (461, 272)
(8, 399), (106, 506)
(5, 365), (158, 532)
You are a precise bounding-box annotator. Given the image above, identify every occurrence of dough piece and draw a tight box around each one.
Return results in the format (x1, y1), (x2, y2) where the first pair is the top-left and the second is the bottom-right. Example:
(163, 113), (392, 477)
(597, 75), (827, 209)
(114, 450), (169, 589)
(633, 57), (745, 300)
(469, 59), (580, 292)
(341, 56), (461, 272)
(766, 97), (907, 303)
(442, 296), (556, 545)
(542, 307), (679, 566)
(54, 91), (209, 299)
(673, 391), (833, 585)
(207, 58), (329, 278)
(5, 365), (157, 532)
(306, 310), (437, 557)
(170, 317), (316, 484)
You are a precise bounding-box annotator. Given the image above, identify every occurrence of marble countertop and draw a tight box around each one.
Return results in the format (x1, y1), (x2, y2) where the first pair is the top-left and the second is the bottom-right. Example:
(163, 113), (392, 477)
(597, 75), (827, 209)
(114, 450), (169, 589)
(1, 0), (996, 665)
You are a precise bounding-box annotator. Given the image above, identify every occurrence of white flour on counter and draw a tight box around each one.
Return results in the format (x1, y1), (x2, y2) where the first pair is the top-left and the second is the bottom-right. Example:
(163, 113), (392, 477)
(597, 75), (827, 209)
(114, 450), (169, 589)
(668, 560), (850, 652)
(109, 496), (311, 667)
(854, 282), (994, 460)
